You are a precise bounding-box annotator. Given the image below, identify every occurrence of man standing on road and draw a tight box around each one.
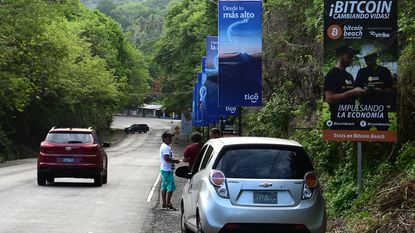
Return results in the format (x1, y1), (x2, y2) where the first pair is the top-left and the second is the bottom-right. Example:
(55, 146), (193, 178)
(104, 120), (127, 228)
(160, 131), (180, 210)
(182, 132), (203, 169)
(324, 45), (366, 129)
(210, 128), (221, 139)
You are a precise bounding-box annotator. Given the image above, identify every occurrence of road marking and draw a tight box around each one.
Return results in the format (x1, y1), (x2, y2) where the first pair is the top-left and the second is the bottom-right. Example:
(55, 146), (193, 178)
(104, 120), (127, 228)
(146, 173), (161, 202)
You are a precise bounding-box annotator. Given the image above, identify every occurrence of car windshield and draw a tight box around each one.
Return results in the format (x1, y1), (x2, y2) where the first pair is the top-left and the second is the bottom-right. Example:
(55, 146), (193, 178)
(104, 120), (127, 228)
(214, 147), (313, 179)
(46, 133), (94, 143)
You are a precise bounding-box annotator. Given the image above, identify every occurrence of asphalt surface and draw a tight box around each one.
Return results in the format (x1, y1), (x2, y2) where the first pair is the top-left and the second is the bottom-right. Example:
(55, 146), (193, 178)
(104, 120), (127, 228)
(0, 116), (187, 233)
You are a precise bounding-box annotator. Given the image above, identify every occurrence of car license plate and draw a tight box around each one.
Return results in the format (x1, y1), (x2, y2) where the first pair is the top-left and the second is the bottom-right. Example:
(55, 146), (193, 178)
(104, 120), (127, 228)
(62, 157), (74, 163)
(253, 191), (278, 204)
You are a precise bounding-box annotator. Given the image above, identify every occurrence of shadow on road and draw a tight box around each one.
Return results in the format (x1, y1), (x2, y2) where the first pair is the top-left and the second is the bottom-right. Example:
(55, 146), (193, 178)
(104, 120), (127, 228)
(42, 181), (98, 188)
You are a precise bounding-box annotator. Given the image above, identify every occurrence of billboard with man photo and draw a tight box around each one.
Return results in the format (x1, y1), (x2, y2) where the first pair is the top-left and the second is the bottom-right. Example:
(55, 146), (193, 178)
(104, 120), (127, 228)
(323, 0), (398, 142)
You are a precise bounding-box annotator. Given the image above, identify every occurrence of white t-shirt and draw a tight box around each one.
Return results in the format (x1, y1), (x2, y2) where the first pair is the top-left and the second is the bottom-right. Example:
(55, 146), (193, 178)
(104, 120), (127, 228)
(160, 143), (173, 171)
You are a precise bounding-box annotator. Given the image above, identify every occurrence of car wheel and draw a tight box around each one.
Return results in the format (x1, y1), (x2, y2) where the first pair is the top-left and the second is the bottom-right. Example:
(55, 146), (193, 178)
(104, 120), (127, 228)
(196, 212), (204, 233)
(94, 173), (103, 187)
(37, 171), (46, 186)
(46, 177), (55, 183)
(181, 203), (192, 233)
(102, 169), (108, 184)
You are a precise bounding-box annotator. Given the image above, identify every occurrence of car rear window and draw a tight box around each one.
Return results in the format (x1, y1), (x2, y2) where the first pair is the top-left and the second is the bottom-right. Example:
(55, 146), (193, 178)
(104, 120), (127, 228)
(214, 146), (313, 179)
(46, 133), (94, 143)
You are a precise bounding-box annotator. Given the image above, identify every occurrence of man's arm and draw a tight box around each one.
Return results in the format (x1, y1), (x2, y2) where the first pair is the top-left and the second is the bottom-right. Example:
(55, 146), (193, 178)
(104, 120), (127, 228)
(164, 154), (180, 163)
(325, 88), (365, 104)
(373, 87), (394, 95)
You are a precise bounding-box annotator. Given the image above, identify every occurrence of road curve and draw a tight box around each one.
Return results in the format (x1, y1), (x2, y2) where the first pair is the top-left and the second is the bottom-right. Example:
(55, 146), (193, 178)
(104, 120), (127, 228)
(0, 117), (180, 233)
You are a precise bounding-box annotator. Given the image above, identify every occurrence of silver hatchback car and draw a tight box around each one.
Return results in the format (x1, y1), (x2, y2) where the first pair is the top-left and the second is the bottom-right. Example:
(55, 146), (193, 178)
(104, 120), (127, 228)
(175, 137), (326, 233)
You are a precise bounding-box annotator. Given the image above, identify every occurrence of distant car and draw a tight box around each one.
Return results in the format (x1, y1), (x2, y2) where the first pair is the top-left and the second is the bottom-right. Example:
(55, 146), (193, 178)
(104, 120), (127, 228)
(124, 124), (149, 134)
(176, 137), (327, 233)
(37, 127), (109, 187)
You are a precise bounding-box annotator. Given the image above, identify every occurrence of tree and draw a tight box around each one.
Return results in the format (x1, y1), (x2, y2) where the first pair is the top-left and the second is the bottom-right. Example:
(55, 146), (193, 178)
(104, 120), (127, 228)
(153, 0), (216, 113)
(0, 0), (150, 159)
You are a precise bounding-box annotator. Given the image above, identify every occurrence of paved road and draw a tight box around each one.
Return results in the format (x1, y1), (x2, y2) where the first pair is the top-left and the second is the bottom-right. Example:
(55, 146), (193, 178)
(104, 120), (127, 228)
(0, 117), (182, 233)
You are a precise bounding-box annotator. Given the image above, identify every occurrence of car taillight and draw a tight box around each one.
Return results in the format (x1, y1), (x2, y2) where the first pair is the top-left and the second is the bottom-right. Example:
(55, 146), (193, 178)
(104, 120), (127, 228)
(209, 170), (229, 198)
(85, 144), (99, 155)
(303, 171), (318, 200)
(210, 170), (225, 186)
(40, 144), (55, 154)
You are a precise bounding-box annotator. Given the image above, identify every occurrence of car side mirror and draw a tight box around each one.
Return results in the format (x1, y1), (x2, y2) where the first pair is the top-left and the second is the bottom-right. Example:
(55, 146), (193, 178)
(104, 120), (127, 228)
(175, 166), (193, 179)
(102, 142), (110, 148)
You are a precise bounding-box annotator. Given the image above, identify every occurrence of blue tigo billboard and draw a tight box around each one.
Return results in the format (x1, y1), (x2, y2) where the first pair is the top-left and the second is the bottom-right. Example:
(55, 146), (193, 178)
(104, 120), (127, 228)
(197, 72), (216, 126)
(206, 36), (238, 117)
(218, 0), (262, 106)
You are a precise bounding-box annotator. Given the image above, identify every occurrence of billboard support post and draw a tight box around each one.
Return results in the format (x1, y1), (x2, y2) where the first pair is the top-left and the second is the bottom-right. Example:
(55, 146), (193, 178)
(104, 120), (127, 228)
(238, 106), (242, 136)
(357, 142), (363, 193)
(220, 116), (224, 137)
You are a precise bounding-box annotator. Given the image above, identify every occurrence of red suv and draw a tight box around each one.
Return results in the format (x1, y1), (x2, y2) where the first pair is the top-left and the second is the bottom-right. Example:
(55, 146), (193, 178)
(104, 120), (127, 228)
(37, 127), (109, 187)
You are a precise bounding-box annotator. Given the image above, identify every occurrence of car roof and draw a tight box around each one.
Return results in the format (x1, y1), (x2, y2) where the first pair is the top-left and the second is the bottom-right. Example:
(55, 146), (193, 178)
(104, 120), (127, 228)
(208, 137), (302, 148)
(49, 128), (93, 133)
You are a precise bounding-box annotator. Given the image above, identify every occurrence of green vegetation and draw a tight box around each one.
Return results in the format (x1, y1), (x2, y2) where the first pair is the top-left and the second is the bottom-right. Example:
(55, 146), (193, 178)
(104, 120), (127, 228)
(153, 0), (217, 113)
(96, 0), (172, 54)
(93, 0), (173, 103)
(0, 0), (150, 160)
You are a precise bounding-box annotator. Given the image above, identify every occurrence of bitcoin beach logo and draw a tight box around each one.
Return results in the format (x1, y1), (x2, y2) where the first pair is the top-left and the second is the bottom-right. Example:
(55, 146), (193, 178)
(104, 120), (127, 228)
(327, 24), (343, 40)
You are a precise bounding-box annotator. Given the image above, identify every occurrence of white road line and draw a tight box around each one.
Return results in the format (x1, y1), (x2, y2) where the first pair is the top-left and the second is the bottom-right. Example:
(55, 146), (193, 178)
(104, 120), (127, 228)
(146, 173), (161, 202)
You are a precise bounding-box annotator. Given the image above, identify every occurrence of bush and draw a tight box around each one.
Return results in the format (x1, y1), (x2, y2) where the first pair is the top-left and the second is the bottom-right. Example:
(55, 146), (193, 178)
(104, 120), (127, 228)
(244, 91), (293, 138)
(397, 141), (415, 177)
(0, 128), (13, 162)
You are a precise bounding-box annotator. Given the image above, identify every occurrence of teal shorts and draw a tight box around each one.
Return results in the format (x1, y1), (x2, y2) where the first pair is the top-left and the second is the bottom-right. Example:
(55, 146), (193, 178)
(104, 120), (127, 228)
(160, 169), (176, 192)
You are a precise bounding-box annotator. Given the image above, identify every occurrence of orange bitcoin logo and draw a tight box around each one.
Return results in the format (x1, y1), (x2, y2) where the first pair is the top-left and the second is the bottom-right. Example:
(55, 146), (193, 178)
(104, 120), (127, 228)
(327, 24), (343, 40)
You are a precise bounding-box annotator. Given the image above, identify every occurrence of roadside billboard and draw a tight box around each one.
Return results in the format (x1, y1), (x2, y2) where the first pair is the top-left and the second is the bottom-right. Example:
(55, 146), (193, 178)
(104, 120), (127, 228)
(218, 0), (263, 107)
(198, 72), (216, 126)
(206, 36), (238, 117)
(323, 0), (398, 142)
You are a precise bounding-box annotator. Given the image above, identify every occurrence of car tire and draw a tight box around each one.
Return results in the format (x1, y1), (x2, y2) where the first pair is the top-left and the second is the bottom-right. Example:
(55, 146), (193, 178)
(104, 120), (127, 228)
(37, 171), (46, 186)
(46, 177), (55, 183)
(196, 212), (204, 233)
(102, 169), (108, 184)
(181, 203), (192, 233)
(94, 173), (103, 187)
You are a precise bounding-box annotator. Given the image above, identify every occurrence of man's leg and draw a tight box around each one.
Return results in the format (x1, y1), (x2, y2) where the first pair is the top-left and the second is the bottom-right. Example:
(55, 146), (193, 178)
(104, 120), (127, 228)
(167, 191), (173, 205)
(160, 171), (168, 208)
(166, 172), (177, 210)
(161, 190), (167, 207)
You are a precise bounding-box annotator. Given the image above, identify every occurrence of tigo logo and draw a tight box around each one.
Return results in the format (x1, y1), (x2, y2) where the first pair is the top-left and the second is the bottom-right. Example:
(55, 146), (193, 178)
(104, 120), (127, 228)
(226, 106), (237, 114)
(244, 93), (259, 104)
